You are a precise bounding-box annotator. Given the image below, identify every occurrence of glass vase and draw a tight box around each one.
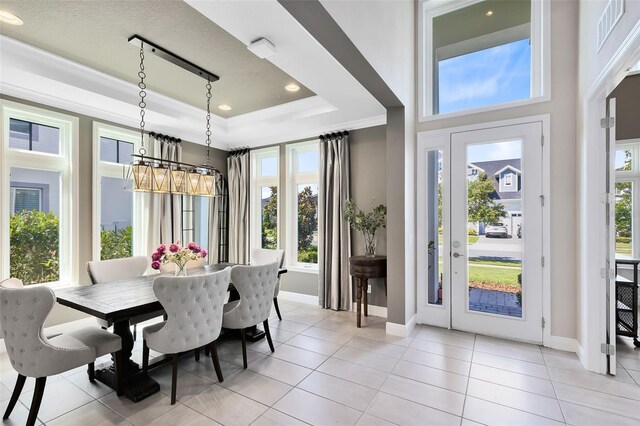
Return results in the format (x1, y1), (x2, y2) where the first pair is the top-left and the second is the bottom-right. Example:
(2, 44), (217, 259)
(363, 230), (377, 257)
(174, 263), (187, 277)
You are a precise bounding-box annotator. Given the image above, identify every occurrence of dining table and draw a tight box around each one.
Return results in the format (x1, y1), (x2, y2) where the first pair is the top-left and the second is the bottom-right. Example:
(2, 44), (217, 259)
(55, 263), (287, 402)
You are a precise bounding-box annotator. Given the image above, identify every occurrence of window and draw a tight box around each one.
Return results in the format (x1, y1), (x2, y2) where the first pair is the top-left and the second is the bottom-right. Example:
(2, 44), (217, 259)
(10, 186), (43, 213)
(9, 118), (60, 154)
(1, 101), (78, 286)
(505, 174), (513, 186)
(420, 0), (549, 118)
(250, 147), (279, 252)
(93, 123), (138, 261)
(615, 142), (640, 257)
(287, 141), (319, 267)
(99, 136), (134, 164)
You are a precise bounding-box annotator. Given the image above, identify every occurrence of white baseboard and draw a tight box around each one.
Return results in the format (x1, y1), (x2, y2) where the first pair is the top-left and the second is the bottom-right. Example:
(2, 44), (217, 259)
(548, 335), (579, 353)
(350, 303), (387, 318)
(386, 314), (416, 337)
(278, 291), (319, 306)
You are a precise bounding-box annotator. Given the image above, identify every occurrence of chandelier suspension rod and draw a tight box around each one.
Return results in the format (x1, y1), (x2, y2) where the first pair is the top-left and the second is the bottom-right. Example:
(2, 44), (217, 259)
(128, 35), (219, 83)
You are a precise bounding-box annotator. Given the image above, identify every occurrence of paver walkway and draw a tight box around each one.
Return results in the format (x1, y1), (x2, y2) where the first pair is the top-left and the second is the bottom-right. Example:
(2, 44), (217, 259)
(469, 288), (522, 317)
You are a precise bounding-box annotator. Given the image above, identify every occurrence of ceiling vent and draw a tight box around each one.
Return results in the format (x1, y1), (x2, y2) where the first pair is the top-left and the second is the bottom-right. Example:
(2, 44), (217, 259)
(597, 0), (625, 52)
(247, 38), (277, 59)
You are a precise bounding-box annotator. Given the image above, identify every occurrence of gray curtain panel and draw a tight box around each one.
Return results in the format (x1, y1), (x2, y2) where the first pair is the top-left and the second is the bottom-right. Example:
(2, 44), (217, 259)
(207, 176), (227, 264)
(227, 151), (249, 264)
(319, 134), (352, 310)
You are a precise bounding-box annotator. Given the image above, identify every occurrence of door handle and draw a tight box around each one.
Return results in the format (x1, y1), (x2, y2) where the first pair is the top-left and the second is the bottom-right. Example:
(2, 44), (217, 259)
(452, 252), (464, 258)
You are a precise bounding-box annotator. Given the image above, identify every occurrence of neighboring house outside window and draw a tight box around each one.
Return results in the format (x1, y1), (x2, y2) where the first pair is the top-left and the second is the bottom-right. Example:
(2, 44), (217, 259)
(469, 158), (522, 236)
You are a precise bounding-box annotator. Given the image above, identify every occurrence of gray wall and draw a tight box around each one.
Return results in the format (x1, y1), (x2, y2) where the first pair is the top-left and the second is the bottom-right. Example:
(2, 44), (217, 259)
(609, 73), (640, 141)
(349, 125), (388, 307)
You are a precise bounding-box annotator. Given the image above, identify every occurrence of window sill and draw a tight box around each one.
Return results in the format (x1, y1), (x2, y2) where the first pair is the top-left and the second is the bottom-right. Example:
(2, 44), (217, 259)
(286, 266), (319, 275)
(419, 95), (551, 123)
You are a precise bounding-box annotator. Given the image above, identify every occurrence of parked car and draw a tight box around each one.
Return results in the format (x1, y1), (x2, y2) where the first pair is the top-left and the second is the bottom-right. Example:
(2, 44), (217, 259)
(485, 224), (509, 238)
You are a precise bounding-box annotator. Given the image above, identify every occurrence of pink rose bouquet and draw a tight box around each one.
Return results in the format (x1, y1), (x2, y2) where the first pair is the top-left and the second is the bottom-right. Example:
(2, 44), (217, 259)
(150, 241), (206, 275)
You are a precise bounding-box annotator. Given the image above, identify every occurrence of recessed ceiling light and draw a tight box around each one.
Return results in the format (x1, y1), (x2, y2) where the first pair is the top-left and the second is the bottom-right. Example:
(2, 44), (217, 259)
(486, 10), (494, 16)
(0, 10), (24, 25)
(218, 104), (232, 111)
(285, 84), (300, 92)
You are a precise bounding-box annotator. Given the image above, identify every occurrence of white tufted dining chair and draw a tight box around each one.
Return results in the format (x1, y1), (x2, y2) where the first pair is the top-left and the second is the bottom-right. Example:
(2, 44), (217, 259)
(0, 284), (122, 426)
(250, 248), (285, 321)
(223, 262), (280, 368)
(142, 268), (231, 404)
(87, 256), (161, 340)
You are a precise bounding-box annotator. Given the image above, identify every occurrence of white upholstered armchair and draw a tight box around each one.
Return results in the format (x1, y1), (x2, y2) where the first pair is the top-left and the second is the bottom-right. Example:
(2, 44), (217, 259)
(87, 256), (162, 340)
(250, 248), (285, 320)
(223, 262), (280, 368)
(0, 283), (122, 426)
(142, 268), (231, 404)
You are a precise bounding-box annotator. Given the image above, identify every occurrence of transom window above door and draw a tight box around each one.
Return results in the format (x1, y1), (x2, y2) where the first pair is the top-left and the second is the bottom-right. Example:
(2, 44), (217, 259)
(419, 0), (549, 119)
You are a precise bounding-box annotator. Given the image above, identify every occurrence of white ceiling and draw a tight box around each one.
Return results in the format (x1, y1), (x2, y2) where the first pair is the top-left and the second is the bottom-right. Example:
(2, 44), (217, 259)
(0, 0), (386, 149)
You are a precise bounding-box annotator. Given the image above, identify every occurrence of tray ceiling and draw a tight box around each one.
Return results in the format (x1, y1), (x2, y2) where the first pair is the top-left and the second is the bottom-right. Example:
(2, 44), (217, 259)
(0, 0), (314, 117)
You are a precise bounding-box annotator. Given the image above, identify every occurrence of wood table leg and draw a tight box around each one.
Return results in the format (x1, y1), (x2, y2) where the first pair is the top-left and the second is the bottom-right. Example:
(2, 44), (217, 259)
(363, 278), (368, 317)
(356, 278), (362, 328)
(95, 319), (160, 402)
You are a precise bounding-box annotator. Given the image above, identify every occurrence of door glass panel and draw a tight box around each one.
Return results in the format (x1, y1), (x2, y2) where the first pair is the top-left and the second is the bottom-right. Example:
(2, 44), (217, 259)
(10, 167), (61, 284)
(427, 149), (443, 305)
(615, 181), (633, 256)
(466, 140), (523, 317)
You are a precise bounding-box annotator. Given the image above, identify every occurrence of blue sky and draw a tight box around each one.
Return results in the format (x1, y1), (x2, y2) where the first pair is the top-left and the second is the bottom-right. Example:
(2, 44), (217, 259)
(438, 38), (531, 114)
(468, 140), (521, 163)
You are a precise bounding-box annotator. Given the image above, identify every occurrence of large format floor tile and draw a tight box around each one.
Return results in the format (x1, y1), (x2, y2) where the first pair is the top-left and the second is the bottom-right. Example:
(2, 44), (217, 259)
(182, 384), (268, 426)
(219, 369), (291, 406)
(273, 388), (362, 426)
(365, 392), (461, 425)
(298, 371), (377, 411)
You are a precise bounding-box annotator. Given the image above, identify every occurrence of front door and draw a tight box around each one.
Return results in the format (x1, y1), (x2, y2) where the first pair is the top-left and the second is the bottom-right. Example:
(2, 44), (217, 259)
(450, 123), (544, 343)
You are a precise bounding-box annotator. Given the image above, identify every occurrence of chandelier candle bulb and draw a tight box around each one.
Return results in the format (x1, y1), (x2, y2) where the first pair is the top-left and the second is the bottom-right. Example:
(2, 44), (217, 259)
(170, 167), (187, 194)
(188, 170), (202, 195)
(152, 164), (171, 193)
(132, 161), (152, 192)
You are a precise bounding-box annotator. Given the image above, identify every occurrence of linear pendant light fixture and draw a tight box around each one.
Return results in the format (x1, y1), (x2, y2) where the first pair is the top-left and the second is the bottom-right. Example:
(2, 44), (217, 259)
(125, 35), (221, 197)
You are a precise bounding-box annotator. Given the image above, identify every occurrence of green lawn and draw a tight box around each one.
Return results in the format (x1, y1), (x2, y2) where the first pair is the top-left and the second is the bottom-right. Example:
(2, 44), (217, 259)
(616, 242), (632, 255)
(469, 266), (520, 286)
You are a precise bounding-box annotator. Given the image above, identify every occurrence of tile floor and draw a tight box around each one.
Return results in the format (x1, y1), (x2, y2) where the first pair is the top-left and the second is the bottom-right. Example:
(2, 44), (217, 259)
(1, 300), (639, 425)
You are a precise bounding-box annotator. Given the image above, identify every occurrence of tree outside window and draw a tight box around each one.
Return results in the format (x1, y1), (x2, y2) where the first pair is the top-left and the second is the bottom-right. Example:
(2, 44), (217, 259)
(261, 186), (278, 249)
(297, 184), (318, 263)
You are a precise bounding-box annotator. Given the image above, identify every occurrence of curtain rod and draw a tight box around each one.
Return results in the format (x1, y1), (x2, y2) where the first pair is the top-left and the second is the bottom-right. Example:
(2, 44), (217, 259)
(229, 147), (250, 156)
(319, 130), (349, 141)
(149, 131), (182, 144)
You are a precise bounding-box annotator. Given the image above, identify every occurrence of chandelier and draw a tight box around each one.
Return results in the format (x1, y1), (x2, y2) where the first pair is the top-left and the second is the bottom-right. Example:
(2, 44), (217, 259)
(125, 36), (221, 197)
